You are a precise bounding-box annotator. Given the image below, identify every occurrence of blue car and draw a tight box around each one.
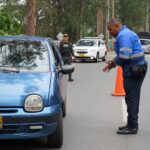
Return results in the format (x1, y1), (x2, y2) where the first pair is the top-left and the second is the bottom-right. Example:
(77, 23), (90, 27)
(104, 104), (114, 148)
(0, 36), (74, 148)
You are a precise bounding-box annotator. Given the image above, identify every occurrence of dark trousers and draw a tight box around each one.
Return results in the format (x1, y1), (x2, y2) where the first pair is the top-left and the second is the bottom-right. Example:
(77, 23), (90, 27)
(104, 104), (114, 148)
(124, 67), (147, 129)
(63, 57), (73, 80)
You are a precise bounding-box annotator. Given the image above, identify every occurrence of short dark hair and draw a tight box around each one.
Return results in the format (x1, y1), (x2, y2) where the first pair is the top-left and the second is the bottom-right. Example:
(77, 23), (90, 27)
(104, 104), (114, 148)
(107, 18), (122, 26)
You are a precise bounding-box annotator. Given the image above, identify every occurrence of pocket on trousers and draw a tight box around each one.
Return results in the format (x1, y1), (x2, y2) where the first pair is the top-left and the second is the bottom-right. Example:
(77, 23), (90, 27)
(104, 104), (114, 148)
(130, 65), (147, 79)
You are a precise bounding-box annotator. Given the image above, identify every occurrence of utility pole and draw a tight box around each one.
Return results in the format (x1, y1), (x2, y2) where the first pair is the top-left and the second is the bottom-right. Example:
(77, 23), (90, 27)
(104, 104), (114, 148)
(26, 0), (36, 36)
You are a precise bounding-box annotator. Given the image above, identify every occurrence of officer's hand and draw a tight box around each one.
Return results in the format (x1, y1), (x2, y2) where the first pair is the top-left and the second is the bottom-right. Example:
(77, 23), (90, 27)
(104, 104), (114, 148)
(102, 60), (116, 72)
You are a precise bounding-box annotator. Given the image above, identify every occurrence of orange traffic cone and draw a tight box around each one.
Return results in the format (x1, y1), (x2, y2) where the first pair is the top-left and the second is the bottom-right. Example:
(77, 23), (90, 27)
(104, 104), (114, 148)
(112, 66), (125, 96)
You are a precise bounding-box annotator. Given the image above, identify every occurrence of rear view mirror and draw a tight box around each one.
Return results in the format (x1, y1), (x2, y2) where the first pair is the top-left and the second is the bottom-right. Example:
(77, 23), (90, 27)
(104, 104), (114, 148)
(59, 65), (74, 74)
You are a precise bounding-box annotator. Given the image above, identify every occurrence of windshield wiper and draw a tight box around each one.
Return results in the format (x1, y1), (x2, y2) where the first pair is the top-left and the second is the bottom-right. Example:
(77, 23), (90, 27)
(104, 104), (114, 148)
(0, 69), (20, 73)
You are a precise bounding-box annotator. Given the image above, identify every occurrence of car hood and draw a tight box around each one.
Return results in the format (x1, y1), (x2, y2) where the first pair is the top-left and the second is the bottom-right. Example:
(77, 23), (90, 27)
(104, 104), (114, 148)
(0, 72), (51, 107)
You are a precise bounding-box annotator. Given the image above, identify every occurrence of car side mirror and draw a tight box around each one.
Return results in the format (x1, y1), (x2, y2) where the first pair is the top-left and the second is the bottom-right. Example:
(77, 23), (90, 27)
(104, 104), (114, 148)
(59, 65), (74, 74)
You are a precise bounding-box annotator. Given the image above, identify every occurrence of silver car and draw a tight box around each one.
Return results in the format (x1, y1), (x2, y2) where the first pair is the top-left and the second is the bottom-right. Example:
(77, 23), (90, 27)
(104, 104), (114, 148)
(140, 39), (150, 54)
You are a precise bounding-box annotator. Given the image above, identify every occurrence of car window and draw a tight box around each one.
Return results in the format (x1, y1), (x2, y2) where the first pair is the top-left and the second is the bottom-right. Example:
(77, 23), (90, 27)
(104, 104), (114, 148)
(76, 40), (96, 46)
(0, 40), (50, 72)
(140, 40), (149, 45)
(48, 40), (63, 67)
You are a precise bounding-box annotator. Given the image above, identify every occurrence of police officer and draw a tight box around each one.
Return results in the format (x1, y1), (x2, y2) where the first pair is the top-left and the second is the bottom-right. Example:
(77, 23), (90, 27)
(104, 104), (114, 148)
(103, 19), (147, 134)
(59, 33), (75, 82)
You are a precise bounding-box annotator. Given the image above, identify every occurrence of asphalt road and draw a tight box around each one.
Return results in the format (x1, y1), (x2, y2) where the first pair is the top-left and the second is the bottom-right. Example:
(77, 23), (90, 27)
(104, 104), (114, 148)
(0, 53), (150, 150)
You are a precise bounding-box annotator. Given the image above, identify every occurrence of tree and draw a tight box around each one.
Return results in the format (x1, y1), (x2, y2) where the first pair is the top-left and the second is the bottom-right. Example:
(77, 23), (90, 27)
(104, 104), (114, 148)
(25, 0), (36, 35)
(0, 0), (149, 40)
(115, 0), (148, 32)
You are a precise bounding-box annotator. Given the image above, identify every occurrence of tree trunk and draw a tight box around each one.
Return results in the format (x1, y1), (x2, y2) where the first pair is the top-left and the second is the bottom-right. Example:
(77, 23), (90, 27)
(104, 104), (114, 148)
(105, 0), (110, 39)
(80, 0), (84, 38)
(112, 0), (114, 18)
(145, 1), (149, 31)
(96, 9), (104, 36)
(26, 0), (36, 36)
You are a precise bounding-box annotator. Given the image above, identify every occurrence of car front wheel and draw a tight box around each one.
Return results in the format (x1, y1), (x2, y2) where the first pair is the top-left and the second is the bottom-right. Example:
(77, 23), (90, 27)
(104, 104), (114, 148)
(94, 53), (99, 63)
(47, 111), (63, 148)
(62, 100), (66, 117)
(102, 53), (107, 61)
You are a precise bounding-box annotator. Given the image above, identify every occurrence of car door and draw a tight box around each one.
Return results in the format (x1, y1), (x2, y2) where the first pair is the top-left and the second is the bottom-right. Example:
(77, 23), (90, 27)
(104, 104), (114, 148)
(100, 40), (106, 57)
(98, 40), (105, 57)
(50, 42), (67, 102)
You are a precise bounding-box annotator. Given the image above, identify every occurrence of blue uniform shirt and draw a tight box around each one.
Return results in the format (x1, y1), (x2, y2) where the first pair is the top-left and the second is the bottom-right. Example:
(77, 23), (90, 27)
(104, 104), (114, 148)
(113, 25), (146, 77)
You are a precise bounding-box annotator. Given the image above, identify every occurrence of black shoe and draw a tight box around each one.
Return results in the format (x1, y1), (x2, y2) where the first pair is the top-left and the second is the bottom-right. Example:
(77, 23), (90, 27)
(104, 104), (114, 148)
(117, 127), (138, 135)
(118, 125), (128, 130)
(68, 78), (74, 82)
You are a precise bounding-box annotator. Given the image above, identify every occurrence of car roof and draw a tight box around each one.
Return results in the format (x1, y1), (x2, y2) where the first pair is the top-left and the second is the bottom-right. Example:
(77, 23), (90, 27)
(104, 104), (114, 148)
(138, 32), (150, 39)
(83, 37), (103, 39)
(0, 35), (50, 41)
(79, 38), (103, 41)
(140, 39), (150, 41)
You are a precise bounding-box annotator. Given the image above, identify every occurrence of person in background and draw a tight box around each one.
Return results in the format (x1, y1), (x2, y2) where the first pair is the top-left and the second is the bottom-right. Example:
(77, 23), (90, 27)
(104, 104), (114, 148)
(103, 18), (148, 134)
(59, 33), (75, 82)
(106, 38), (114, 51)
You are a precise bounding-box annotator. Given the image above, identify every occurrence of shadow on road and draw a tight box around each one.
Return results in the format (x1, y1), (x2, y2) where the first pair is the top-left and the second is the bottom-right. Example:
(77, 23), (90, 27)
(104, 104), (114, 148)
(0, 138), (56, 150)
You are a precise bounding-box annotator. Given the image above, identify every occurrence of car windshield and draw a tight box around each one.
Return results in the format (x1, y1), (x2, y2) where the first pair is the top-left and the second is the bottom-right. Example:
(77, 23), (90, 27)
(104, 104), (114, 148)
(140, 40), (149, 45)
(76, 40), (96, 46)
(0, 40), (50, 72)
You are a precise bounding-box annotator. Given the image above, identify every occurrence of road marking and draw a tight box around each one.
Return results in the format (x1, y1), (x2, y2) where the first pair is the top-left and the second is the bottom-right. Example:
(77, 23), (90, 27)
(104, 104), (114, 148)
(121, 98), (127, 123)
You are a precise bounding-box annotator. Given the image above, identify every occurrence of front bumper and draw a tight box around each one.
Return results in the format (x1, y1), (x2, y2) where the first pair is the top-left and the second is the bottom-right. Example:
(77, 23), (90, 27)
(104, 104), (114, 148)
(74, 52), (96, 61)
(144, 49), (150, 54)
(0, 104), (60, 140)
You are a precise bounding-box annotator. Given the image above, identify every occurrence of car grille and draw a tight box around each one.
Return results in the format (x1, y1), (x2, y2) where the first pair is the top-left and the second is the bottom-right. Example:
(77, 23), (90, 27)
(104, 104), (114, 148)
(0, 125), (19, 134)
(0, 124), (44, 134)
(0, 109), (18, 113)
(77, 51), (87, 54)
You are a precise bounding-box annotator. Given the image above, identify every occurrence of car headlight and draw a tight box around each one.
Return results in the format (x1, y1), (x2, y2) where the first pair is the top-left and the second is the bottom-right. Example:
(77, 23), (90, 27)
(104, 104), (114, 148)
(24, 95), (44, 112)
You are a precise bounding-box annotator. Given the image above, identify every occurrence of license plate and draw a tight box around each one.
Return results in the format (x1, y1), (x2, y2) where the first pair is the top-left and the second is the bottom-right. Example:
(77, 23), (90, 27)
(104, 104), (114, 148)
(0, 116), (3, 129)
(79, 54), (85, 57)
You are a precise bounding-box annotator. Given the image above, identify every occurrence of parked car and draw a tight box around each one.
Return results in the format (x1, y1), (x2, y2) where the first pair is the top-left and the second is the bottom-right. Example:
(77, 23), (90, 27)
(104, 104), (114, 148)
(0, 36), (74, 148)
(73, 37), (107, 62)
(140, 39), (150, 54)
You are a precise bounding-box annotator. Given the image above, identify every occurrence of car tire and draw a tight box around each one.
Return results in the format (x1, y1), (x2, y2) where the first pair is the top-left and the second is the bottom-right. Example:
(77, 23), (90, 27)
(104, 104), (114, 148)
(62, 101), (66, 118)
(47, 111), (63, 148)
(95, 53), (99, 63)
(102, 53), (107, 61)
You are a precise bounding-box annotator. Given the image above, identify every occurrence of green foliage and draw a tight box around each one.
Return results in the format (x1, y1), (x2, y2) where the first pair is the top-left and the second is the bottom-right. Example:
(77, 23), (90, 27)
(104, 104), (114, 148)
(0, 0), (26, 35)
(0, 10), (21, 35)
(35, 0), (101, 41)
(115, 0), (149, 32)
(0, 0), (149, 40)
